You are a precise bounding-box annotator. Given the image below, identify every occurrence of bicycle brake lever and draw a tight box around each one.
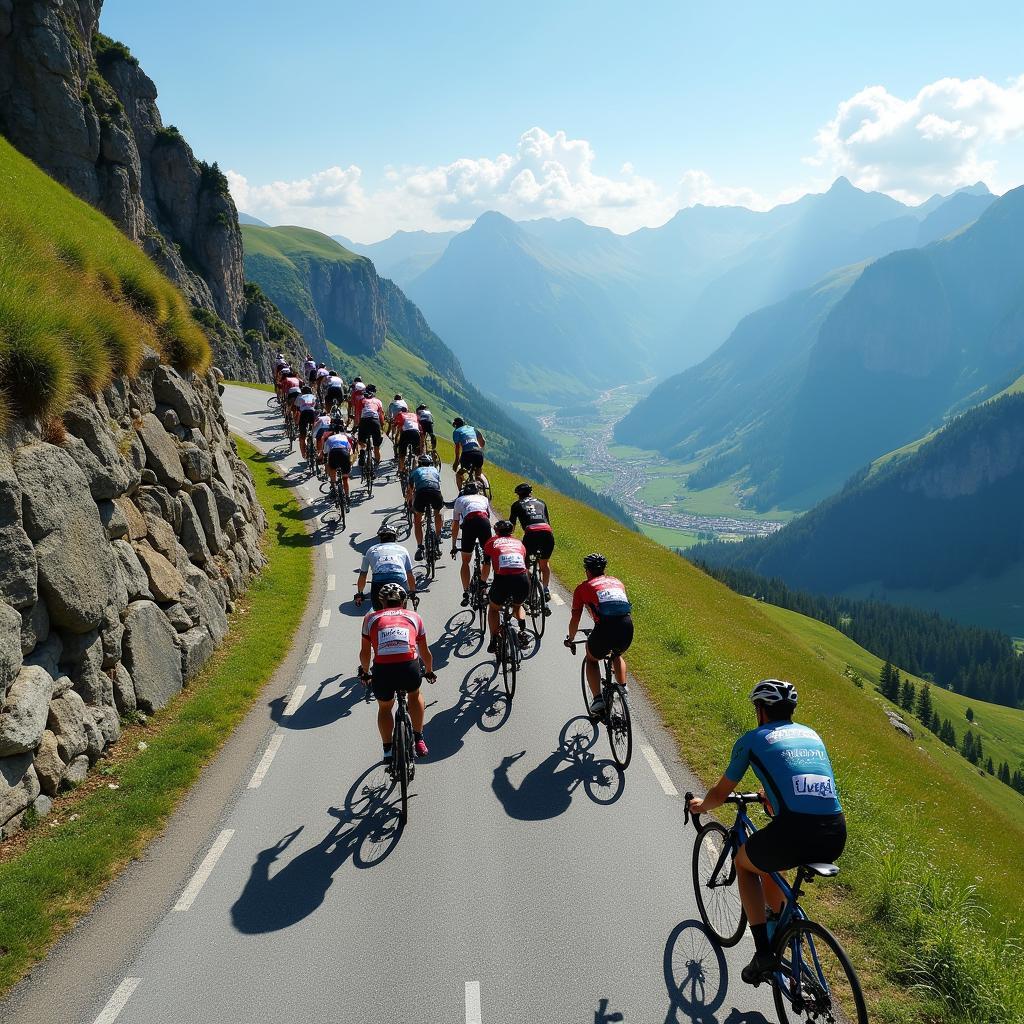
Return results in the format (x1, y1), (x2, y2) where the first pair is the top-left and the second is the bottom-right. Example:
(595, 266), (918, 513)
(684, 791), (694, 826)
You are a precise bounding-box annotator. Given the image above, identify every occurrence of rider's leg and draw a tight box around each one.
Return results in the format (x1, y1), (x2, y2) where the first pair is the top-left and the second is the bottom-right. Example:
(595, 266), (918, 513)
(584, 652), (602, 698)
(487, 603), (500, 638)
(408, 689), (425, 733)
(512, 602), (526, 630)
(460, 554), (472, 592)
(540, 558), (551, 587)
(342, 473), (350, 499)
(376, 698), (396, 746)
(611, 654), (628, 685)
(434, 509), (443, 539)
(413, 512), (424, 546)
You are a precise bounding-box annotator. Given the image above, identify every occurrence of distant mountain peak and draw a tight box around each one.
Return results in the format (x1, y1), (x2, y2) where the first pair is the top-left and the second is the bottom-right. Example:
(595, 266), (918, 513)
(958, 181), (991, 196)
(828, 175), (856, 193)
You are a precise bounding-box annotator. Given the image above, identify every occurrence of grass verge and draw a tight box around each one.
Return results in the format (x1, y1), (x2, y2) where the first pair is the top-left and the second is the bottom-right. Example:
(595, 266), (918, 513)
(0, 437), (312, 996)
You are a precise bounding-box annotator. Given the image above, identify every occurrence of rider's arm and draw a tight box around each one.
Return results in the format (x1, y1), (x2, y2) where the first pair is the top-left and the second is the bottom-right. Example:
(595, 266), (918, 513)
(405, 569), (417, 597)
(417, 634), (433, 676)
(359, 635), (372, 675)
(688, 775), (737, 815)
(452, 442), (461, 470)
(566, 607), (582, 640)
(476, 430), (485, 450)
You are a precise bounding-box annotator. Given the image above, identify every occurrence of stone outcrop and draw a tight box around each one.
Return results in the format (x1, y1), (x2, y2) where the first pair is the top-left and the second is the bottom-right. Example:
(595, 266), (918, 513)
(0, 360), (267, 839)
(0, 0), (304, 380)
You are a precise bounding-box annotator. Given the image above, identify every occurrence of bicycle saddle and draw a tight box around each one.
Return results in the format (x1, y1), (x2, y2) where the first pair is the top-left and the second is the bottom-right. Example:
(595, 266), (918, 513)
(804, 863), (840, 877)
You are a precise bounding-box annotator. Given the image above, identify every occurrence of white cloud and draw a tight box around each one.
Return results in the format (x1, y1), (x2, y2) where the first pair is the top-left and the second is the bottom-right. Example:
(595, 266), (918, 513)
(226, 165), (365, 219)
(676, 170), (773, 211)
(812, 75), (1024, 202)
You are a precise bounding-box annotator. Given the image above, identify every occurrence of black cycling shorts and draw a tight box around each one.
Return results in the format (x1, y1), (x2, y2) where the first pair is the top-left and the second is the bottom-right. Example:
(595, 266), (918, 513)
(325, 386), (344, 409)
(744, 812), (847, 874)
(358, 420), (383, 446)
(488, 573), (529, 607)
(399, 430), (422, 458)
(523, 528), (555, 560)
(459, 515), (492, 554)
(298, 409), (315, 433)
(587, 615), (634, 659)
(459, 449), (484, 472)
(420, 423), (435, 442)
(413, 488), (444, 513)
(327, 449), (351, 474)
(371, 659), (423, 703)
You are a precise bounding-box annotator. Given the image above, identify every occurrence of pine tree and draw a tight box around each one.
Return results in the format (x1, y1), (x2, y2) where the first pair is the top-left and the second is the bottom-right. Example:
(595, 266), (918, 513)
(878, 661), (894, 697)
(890, 667), (902, 702)
(999, 761), (1012, 785)
(929, 710), (941, 734)
(975, 734), (984, 764)
(986, 757), (994, 775)
(961, 731), (976, 763)
(900, 679), (916, 712)
(1013, 770), (1024, 795)
(915, 682), (933, 722)
(940, 719), (957, 747)
(966, 707), (974, 722)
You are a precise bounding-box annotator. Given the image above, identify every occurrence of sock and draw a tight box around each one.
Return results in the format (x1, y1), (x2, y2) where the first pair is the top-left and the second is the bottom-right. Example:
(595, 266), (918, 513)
(751, 922), (770, 954)
(414, 731), (423, 741)
(383, 743), (393, 755)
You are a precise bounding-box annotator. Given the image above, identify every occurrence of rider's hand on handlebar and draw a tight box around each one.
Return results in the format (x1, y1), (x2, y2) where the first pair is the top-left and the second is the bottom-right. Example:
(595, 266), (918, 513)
(687, 795), (705, 815)
(450, 546), (457, 560)
(425, 672), (437, 684)
(354, 592), (364, 607)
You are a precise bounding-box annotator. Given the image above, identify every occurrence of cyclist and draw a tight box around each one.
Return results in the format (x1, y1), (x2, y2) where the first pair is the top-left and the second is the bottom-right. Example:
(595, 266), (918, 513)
(272, 351), (287, 378)
(277, 367), (300, 406)
(450, 481), (492, 607)
(406, 453), (444, 562)
(323, 369), (345, 412)
(388, 393), (409, 428)
(314, 362), (330, 397)
(360, 583), (436, 761)
(686, 681), (846, 986)
(347, 378), (366, 426)
(509, 482), (554, 600)
(312, 407), (334, 463)
(354, 524), (417, 612)
(416, 404), (437, 454)
(301, 354), (316, 384)
(356, 385), (386, 469)
(322, 416), (354, 505)
(452, 417), (486, 489)
(394, 406), (423, 474)
(481, 520), (529, 653)
(564, 553), (633, 717)
(293, 385), (317, 460)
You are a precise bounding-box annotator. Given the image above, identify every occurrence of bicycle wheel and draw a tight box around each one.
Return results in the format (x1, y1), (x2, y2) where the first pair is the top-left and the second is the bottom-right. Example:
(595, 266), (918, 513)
(425, 528), (437, 580)
(529, 570), (547, 638)
(580, 656), (592, 714)
(500, 630), (516, 700)
(395, 716), (411, 825)
(607, 685), (632, 769)
(476, 582), (486, 635)
(772, 918), (867, 1024)
(692, 822), (746, 946)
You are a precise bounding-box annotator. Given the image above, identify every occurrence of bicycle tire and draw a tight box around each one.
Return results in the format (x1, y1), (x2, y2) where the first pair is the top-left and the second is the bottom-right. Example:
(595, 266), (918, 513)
(607, 685), (632, 769)
(529, 569), (547, 638)
(395, 715), (411, 825)
(425, 525), (437, 580)
(692, 822), (746, 946)
(476, 579), (486, 635)
(580, 656), (592, 715)
(500, 630), (516, 700)
(772, 918), (867, 1024)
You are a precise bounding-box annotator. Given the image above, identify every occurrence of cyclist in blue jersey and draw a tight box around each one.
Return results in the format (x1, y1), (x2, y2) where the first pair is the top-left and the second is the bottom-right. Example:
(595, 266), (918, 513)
(405, 454), (445, 561)
(452, 417), (486, 489)
(687, 680), (846, 984)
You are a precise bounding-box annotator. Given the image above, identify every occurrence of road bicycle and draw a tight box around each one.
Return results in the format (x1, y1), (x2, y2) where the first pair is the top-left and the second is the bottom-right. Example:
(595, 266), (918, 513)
(466, 541), (487, 634)
(421, 508), (442, 580)
(526, 554), (550, 638)
(329, 474), (347, 531)
(568, 628), (632, 769)
(460, 461), (492, 499)
(360, 447), (377, 499)
(494, 597), (525, 700)
(284, 409), (296, 451)
(304, 424), (318, 478)
(684, 792), (867, 1024)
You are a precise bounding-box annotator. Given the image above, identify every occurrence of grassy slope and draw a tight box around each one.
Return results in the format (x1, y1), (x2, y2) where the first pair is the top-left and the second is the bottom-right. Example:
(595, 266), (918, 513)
(468, 448), (1023, 1020)
(240, 224), (362, 265)
(0, 138), (209, 427)
(0, 439), (312, 996)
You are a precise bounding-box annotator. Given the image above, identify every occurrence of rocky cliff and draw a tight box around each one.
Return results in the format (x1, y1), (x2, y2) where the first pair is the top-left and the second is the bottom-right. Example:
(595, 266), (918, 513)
(0, 355), (266, 839)
(0, 0), (302, 379)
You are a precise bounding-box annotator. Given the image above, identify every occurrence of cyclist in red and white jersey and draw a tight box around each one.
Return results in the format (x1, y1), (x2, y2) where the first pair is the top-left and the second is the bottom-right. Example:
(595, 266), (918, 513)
(481, 520), (530, 653)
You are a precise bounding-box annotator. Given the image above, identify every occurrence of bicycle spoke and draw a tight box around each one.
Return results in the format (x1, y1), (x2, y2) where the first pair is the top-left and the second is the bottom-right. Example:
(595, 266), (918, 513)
(691, 823), (746, 946)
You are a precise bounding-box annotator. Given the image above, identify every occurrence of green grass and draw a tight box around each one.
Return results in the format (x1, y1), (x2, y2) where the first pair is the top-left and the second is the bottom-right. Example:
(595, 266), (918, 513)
(638, 523), (702, 549)
(0, 438), (312, 996)
(475, 452), (1024, 1022)
(226, 380), (274, 393)
(240, 224), (363, 264)
(0, 137), (210, 428)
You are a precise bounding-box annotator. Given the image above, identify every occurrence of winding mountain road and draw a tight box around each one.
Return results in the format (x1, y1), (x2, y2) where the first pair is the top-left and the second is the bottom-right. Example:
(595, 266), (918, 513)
(4, 385), (777, 1024)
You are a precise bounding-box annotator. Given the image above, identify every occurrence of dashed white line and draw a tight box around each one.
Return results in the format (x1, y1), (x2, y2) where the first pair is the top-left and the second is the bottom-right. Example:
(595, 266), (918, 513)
(550, 593), (565, 606)
(284, 685), (307, 717)
(248, 731), (284, 789)
(465, 981), (482, 1024)
(319, 609), (331, 628)
(307, 642), (322, 665)
(641, 743), (678, 796)
(173, 830), (235, 912)
(325, 543), (334, 560)
(327, 574), (336, 592)
(92, 978), (141, 1024)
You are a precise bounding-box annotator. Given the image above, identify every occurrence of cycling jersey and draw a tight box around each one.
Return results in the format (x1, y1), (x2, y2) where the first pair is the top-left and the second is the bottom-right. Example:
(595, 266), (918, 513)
(417, 409), (434, 428)
(483, 536), (528, 576)
(286, 386), (302, 405)
(726, 721), (842, 817)
(571, 575), (631, 620)
(294, 393), (316, 413)
(510, 497), (552, 534)
(326, 375), (344, 391)
(395, 411), (421, 434)
(453, 493), (490, 524)
(324, 433), (352, 454)
(302, 359), (316, 378)
(360, 542), (413, 584)
(316, 367), (330, 381)
(409, 466), (441, 491)
(453, 424), (481, 451)
(281, 375), (301, 393)
(388, 401), (409, 420)
(313, 414), (333, 436)
(359, 397), (385, 422)
(362, 607), (424, 664)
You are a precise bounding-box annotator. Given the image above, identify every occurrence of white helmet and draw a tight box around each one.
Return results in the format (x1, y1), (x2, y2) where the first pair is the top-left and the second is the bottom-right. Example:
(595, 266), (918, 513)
(352, 381), (366, 393)
(750, 679), (798, 708)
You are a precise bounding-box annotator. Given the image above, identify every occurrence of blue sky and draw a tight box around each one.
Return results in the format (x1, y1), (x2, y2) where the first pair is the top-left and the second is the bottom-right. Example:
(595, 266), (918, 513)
(102, 0), (1024, 241)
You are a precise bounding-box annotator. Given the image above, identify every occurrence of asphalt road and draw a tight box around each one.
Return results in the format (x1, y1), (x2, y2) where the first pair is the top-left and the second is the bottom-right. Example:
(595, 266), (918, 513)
(5, 386), (778, 1024)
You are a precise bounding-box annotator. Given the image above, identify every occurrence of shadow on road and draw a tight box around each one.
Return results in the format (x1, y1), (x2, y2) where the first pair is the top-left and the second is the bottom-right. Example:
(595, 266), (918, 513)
(662, 920), (771, 1024)
(231, 767), (402, 934)
(421, 660), (510, 762)
(269, 673), (365, 730)
(490, 716), (624, 820)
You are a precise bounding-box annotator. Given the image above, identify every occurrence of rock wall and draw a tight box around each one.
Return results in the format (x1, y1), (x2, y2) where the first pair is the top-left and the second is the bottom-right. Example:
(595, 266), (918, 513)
(0, 0), (304, 381)
(0, 355), (266, 839)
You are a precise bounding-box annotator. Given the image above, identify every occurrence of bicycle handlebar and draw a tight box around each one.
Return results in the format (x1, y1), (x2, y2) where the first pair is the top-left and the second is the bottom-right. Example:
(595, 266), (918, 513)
(683, 790), (763, 830)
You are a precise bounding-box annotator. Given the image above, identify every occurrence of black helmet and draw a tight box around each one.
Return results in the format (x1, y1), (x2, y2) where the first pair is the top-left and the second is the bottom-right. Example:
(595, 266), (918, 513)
(452, 417), (465, 428)
(378, 582), (407, 606)
(494, 519), (514, 536)
(317, 362), (325, 368)
(461, 481), (478, 496)
(353, 375), (363, 383)
(514, 483), (532, 497)
(365, 385), (376, 395)
(377, 524), (398, 542)
(417, 454), (433, 466)
(750, 679), (798, 708)
(416, 404), (427, 412)
(583, 553), (607, 575)
(330, 415), (344, 430)
(301, 384), (312, 394)
(394, 394), (402, 401)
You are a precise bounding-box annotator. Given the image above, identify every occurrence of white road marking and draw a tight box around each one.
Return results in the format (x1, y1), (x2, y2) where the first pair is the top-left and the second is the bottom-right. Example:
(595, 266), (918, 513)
(248, 731), (284, 789)
(284, 685), (307, 717)
(325, 543), (334, 560)
(173, 830), (235, 912)
(319, 609), (331, 628)
(465, 981), (482, 1024)
(92, 978), (141, 1024)
(550, 592), (565, 606)
(641, 743), (678, 796)
(327, 574), (336, 592)
(307, 642), (322, 665)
